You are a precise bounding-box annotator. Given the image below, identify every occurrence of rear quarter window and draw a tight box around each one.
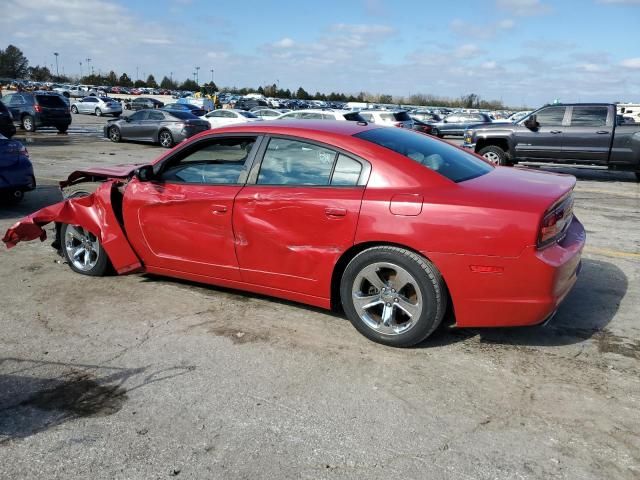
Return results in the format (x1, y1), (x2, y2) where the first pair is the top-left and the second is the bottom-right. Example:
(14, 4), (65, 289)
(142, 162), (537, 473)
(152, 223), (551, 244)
(355, 127), (493, 183)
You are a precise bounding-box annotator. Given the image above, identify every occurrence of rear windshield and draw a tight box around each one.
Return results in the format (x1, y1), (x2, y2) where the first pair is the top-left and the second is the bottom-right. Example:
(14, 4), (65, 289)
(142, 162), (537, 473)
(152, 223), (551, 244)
(36, 95), (67, 108)
(238, 111), (258, 118)
(354, 128), (493, 182)
(343, 112), (366, 122)
(167, 111), (199, 120)
(393, 111), (412, 121)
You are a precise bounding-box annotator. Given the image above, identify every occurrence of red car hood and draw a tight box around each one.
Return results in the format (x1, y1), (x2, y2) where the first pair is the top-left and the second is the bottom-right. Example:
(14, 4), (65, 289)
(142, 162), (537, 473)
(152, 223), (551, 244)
(62, 163), (144, 186)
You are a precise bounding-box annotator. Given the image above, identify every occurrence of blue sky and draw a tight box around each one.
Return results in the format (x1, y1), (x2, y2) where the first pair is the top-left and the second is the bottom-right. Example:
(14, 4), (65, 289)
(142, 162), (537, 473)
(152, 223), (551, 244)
(2, 0), (639, 106)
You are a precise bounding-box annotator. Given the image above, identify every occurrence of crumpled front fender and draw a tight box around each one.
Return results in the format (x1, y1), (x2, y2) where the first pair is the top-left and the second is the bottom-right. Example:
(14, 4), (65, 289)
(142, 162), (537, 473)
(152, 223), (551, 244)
(2, 181), (142, 274)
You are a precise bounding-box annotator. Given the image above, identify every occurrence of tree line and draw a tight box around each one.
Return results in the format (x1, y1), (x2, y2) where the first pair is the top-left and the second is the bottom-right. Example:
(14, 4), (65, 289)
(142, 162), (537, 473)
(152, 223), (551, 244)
(0, 44), (515, 109)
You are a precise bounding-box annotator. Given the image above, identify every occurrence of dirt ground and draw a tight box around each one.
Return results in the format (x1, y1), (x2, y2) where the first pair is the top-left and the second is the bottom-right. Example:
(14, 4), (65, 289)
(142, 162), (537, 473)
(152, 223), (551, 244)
(1, 116), (639, 479)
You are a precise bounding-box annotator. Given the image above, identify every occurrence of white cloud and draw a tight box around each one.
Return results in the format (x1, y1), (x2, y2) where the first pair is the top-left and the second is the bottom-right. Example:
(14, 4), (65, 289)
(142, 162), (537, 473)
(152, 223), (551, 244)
(620, 58), (640, 68)
(481, 61), (498, 69)
(450, 18), (515, 39)
(597, 0), (640, 4)
(272, 38), (295, 49)
(496, 0), (552, 16)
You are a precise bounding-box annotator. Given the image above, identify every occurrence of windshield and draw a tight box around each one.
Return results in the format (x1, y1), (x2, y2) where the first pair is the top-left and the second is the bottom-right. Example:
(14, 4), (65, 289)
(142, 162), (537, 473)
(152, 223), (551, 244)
(354, 127), (493, 183)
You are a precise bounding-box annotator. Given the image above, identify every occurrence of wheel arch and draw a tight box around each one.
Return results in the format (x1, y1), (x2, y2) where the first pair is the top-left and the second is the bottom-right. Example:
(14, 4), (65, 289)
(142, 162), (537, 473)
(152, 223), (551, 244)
(330, 241), (453, 319)
(475, 137), (509, 155)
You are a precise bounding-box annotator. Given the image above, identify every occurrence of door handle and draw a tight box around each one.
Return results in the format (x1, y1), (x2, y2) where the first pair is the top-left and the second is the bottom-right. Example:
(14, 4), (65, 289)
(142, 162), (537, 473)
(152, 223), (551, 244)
(325, 207), (347, 217)
(211, 204), (228, 214)
(550, 130), (562, 134)
(595, 131), (610, 134)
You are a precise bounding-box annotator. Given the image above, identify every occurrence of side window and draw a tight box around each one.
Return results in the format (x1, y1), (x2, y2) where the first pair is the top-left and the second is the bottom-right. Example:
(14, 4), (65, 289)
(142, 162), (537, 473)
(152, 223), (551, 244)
(535, 107), (566, 127)
(570, 107), (608, 127)
(129, 111), (148, 121)
(160, 137), (256, 184)
(359, 113), (374, 122)
(257, 138), (337, 185)
(149, 111), (164, 121)
(300, 112), (323, 119)
(331, 155), (362, 186)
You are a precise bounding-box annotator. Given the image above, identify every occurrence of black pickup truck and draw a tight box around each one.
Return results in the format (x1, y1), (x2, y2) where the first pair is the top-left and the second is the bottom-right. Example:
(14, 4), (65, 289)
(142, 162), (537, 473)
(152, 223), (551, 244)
(462, 103), (640, 180)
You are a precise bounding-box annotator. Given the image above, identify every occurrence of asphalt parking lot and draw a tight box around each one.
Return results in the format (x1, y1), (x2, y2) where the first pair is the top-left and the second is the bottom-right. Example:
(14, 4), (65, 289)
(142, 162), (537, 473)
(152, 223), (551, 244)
(1, 115), (639, 479)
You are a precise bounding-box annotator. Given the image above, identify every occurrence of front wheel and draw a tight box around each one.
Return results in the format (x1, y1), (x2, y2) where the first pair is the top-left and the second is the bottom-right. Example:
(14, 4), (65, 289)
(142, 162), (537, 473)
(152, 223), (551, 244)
(61, 223), (110, 276)
(158, 129), (174, 148)
(340, 246), (448, 347)
(478, 145), (508, 166)
(108, 126), (121, 143)
(95, 108), (102, 117)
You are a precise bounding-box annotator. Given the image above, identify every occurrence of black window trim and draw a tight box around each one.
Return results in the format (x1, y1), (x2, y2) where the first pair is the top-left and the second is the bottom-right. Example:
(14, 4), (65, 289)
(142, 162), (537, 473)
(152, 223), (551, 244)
(150, 133), (265, 186)
(246, 134), (371, 188)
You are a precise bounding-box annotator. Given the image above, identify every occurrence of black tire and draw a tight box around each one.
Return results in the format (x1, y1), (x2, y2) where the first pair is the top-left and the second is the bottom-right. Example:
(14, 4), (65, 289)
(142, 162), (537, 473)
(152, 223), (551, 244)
(478, 145), (508, 166)
(340, 246), (448, 347)
(22, 114), (35, 132)
(0, 190), (24, 205)
(108, 126), (121, 143)
(95, 108), (102, 117)
(158, 129), (174, 148)
(60, 223), (110, 276)
(71, 105), (78, 114)
(57, 125), (68, 134)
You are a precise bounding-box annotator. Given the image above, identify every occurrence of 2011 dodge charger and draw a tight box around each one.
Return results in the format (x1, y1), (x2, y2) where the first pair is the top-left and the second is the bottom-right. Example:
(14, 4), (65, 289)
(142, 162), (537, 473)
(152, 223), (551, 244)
(3, 121), (585, 347)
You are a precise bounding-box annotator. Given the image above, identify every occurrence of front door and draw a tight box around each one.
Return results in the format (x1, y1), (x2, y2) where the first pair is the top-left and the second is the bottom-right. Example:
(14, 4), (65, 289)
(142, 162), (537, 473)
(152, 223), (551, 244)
(514, 106), (567, 160)
(121, 110), (148, 140)
(123, 135), (260, 280)
(233, 136), (366, 298)
(562, 105), (612, 163)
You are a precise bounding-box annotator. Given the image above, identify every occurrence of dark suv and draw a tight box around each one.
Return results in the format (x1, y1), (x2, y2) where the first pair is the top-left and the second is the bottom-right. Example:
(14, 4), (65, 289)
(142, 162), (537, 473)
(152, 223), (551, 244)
(0, 100), (16, 138)
(2, 92), (72, 133)
(126, 97), (164, 111)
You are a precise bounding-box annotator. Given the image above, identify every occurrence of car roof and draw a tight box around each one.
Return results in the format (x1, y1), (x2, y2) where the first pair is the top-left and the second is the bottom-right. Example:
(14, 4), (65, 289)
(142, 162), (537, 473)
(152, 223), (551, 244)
(192, 119), (375, 138)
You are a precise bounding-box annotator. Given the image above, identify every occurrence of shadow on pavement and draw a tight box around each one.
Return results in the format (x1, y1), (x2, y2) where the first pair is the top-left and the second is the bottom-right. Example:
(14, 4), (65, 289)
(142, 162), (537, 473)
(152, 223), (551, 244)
(425, 258), (628, 348)
(0, 185), (63, 220)
(0, 358), (196, 443)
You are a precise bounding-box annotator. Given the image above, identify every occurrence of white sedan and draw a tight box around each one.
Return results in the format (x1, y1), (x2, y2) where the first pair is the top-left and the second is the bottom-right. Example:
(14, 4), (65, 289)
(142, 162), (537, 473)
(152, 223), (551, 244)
(201, 109), (262, 129)
(276, 109), (366, 122)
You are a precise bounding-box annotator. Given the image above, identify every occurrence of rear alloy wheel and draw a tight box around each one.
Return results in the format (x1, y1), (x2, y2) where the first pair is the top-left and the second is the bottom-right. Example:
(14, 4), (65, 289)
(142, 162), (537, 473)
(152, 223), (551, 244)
(109, 126), (121, 143)
(159, 130), (174, 148)
(479, 145), (508, 166)
(71, 105), (78, 114)
(22, 115), (35, 132)
(340, 246), (447, 347)
(61, 224), (109, 276)
(95, 108), (102, 117)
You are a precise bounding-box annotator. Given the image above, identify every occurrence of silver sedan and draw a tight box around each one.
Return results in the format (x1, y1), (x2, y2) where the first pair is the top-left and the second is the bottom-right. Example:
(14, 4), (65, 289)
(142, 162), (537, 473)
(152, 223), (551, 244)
(71, 96), (122, 117)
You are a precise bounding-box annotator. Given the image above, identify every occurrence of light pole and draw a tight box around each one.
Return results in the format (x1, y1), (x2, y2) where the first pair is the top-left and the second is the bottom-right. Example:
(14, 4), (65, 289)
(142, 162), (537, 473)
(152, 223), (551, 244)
(195, 66), (200, 85)
(53, 52), (59, 77)
(136, 65), (139, 81)
(79, 61), (82, 79)
(85, 58), (91, 78)
(210, 68), (214, 84)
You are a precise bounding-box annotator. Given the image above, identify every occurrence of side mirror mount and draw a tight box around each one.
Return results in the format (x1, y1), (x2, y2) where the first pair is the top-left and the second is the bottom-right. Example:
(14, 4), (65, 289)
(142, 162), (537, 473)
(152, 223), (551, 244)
(524, 114), (538, 130)
(134, 165), (154, 182)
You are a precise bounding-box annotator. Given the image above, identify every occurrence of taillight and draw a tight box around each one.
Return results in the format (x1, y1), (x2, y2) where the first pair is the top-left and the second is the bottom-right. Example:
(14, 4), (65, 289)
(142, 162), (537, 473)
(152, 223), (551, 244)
(394, 122), (404, 127)
(538, 194), (574, 249)
(34, 105), (42, 113)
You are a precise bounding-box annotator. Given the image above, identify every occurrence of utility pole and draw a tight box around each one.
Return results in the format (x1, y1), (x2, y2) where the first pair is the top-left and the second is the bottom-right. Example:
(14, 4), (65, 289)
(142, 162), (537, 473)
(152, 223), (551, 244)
(54, 52), (59, 77)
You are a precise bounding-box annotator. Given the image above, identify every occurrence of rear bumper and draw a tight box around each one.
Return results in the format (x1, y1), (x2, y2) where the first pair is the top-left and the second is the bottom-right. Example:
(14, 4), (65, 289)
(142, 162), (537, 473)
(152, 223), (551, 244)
(425, 216), (586, 328)
(0, 161), (35, 192)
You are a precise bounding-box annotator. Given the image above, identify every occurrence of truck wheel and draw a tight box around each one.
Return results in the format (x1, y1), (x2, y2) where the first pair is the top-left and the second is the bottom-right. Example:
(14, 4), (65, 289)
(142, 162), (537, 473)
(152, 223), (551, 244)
(479, 145), (508, 166)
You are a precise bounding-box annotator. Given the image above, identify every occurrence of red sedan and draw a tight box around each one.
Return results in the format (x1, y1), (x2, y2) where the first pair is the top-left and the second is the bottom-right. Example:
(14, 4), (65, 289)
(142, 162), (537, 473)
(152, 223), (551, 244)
(3, 121), (585, 347)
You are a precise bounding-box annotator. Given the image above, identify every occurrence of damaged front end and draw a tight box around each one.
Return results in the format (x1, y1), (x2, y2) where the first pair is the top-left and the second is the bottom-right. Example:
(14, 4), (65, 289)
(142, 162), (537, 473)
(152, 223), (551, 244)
(3, 180), (143, 275)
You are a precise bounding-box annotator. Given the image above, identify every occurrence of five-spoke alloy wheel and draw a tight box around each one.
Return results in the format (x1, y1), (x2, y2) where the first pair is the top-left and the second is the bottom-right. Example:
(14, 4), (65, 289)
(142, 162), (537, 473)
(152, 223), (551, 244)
(61, 224), (109, 276)
(341, 246), (447, 347)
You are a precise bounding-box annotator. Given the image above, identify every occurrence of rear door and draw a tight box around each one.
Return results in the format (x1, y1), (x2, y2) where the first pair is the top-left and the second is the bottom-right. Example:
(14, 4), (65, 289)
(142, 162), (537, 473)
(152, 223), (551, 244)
(514, 106), (567, 160)
(233, 136), (367, 298)
(562, 105), (612, 163)
(3, 94), (24, 123)
(122, 135), (260, 280)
